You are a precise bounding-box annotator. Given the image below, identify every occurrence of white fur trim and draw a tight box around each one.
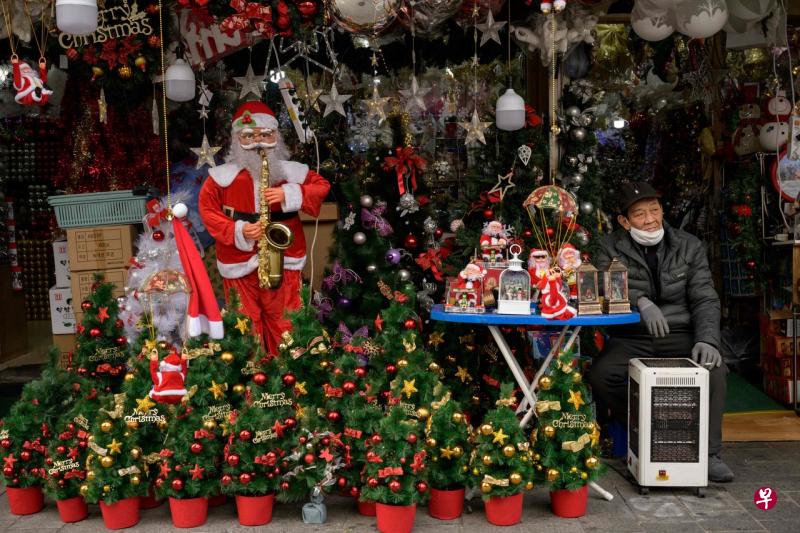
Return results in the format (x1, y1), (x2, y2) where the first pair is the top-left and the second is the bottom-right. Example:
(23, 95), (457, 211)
(217, 254), (305, 279)
(281, 183), (303, 212)
(208, 163), (243, 187)
(233, 113), (278, 131)
(281, 161), (308, 184)
(283, 255), (306, 271)
(234, 219), (255, 252)
(187, 314), (224, 339)
(159, 363), (182, 372)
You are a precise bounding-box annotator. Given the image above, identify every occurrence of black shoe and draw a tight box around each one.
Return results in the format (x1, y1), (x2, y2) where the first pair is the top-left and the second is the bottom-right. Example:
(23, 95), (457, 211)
(708, 454), (734, 483)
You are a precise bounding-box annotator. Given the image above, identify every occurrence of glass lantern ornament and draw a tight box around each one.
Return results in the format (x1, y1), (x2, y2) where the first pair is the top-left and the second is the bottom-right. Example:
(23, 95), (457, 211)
(497, 245), (531, 315)
(495, 88), (526, 131)
(603, 258), (631, 314)
(164, 59), (196, 102)
(56, 0), (98, 36)
(576, 262), (602, 315)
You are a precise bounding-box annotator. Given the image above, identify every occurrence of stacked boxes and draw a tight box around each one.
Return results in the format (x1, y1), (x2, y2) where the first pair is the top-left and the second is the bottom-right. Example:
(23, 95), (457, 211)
(759, 312), (800, 405)
(50, 239), (75, 355)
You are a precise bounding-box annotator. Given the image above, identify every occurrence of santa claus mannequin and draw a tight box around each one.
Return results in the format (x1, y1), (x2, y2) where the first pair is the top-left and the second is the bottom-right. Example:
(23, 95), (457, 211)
(150, 351), (188, 404)
(199, 101), (330, 354)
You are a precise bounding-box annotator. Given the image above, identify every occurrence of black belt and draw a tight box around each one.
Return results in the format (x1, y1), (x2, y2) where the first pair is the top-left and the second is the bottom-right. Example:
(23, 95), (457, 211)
(222, 205), (298, 223)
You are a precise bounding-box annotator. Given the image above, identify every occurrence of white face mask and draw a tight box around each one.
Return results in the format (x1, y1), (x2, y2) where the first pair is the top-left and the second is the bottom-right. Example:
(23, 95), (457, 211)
(629, 226), (664, 246)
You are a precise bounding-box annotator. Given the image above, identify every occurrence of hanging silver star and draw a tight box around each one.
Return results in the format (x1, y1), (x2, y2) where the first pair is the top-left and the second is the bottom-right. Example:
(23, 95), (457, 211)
(197, 107), (209, 119)
(364, 84), (391, 123)
(319, 82), (351, 117)
(488, 172), (516, 200)
(191, 134), (221, 169)
(234, 64), (264, 100)
(476, 10), (506, 47)
(399, 75), (431, 111)
(461, 109), (492, 146)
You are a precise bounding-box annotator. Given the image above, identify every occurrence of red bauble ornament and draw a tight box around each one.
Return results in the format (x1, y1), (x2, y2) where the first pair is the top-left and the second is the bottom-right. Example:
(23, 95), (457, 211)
(152, 230), (165, 242)
(483, 209), (494, 220)
(116, 336), (127, 346)
(342, 381), (356, 394)
(403, 318), (416, 330)
(227, 454), (240, 466)
(407, 434), (417, 444)
(76, 325), (85, 335)
(81, 300), (92, 311)
(3, 466), (13, 477)
(388, 480), (401, 492)
(171, 479), (184, 491)
(78, 440), (87, 449)
(354, 367), (367, 378)
(327, 410), (341, 422)
(349, 486), (360, 498)
(221, 474), (232, 486)
(282, 373), (296, 387)
(404, 234), (419, 249)
(337, 476), (347, 488)
(89, 328), (101, 337)
(1, 439), (11, 448)
(434, 228), (444, 239)
(239, 473), (251, 485)
(239, 430), (252, 441)
(56, 445), (66, 455)
(155, 478), (164, 488)
(372, 434), (382, 445)
(745, 260), (757, 270)
(333, 368), (343, 376)
(115, 319), (124, 328)
(321, 437), (331, 447)
(416, 481), (428, 493)
(284, 417), (297, 429)
(190, 443), (202, 454)
(385, 364), (396, 374)
(297, 1), (317, 19)
(299, 436), (307, 445)
(545, 227), (555, 237)
(280, 481), (290, 491)
(400, 457), (406, 465)
(304, 453), (315, 465)
(523, 229), (533, 238)
(20, 451), (31, 461)
(253, 373), (267, 385)
(367, 477), (379, 488)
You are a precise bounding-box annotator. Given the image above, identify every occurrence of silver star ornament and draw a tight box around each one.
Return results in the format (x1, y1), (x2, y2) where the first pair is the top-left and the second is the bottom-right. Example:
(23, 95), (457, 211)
(461, 109), (492, 146)
(476, 10), (507, 47)
(399, 75), (431, 111)
(319, 82), (352, 117)
(234, 64), (265, 100)
(191, 134), (221, 169)
(364, 84), (391, 123)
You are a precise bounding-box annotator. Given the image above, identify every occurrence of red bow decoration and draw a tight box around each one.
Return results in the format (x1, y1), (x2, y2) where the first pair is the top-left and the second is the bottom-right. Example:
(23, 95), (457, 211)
(525, 105), (542, 127)
(324, 384), (343, 398)
(416, 247), (451, 281)
(378, 466), (404, 478)
(470, 190), (501, 212)
(482, 374), (500, 388)
(220, 0), (273, 38)
(63, 470), (86, 480)
(411, 451), (426, 474)
(344, 427), (363, 439)
(255, 454), (276, 466)
(193, 429), (213, 440)
(366, 451), (383, 463)
(95, 363), (112, 374)
(383, 146), (426, 195)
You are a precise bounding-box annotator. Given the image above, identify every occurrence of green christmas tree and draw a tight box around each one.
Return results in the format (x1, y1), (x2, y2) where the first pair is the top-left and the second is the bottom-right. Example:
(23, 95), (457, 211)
(425, 392), (471, 491)
(470, 384), (536, 499)
(533, 349), (605, 490)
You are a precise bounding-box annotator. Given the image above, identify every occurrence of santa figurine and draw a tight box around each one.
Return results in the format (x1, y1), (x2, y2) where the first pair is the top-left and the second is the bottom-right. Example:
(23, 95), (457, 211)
(538, 269), (576, 320)
(457, 261), (487, 290)
(556, 243), (582, 299)
(528, 248), (551, 287)
(12, 58), (52, 106)
(199, 101), (330, 355)
(479, 220), (508, 263)
(149, 350), (188, 405)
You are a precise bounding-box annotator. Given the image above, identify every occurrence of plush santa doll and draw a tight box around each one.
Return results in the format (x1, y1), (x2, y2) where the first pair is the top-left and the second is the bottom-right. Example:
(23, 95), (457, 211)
(479, 220), (508, 262)
(11, 58), (52, 106)
(456, 261), (487, 290)
(198, 101), (330, 355)
(556, 243), (582, 298)
(528, 248), (551, 287)
(149, 350), (188, 404)
(538, 270), (576, 320)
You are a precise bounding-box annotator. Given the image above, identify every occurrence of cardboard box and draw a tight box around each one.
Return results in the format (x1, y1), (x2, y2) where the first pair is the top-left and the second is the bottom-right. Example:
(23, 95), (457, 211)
(71, 268), (127, 323)
(52, 334), (76, 367)
(53, 240), (71, 288)
(49, 286), (76, 334)
(66, 225), (136, 271)
(763, 376), (800, 405)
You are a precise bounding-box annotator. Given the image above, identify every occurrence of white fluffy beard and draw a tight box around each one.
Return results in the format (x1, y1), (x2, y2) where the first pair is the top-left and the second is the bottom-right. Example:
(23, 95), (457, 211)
(226, 128), (290, 185)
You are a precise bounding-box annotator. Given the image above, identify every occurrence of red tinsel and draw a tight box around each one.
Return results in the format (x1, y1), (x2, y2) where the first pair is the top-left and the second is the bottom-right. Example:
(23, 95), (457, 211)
(220, 0), (275, 38)
(378, 466), (403, 478)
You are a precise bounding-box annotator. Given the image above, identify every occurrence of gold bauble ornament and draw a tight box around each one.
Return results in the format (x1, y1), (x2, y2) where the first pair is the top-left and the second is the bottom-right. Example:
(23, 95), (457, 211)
(86, 470), (95, 481)
(319, 360), (331, 369)
(126, 420), (139, 430)
(521, 455), (529, 462)
(470, 395), (481, 405)
(416, 408), (430, 420)
(79, 484), (89, 496)
(425, 437), (437, 448)
(124, 373), (135, 382)
(585, 456), (599, 469)
(482, 454), (492, 466)
(538, 376), (553, 390)
(533, 453), (541, 462)
(472, 467), (480, 476)
(157, 419), (169, 430)
(397, 359), (408, 368)
(103, 485), (111, 493)
(100, 456), (114, 468)
(203, 419), (217, 431)
(546, 468), (559, 482)
(480, 423), (493, 436)
(570, 466), (579, 474)
(462, 465), (469, 472)
(580, 472), (588, 480)
(220, 352), (234, 364)
(123, 432), (130, 438)
(542, 426), (556, 438)
(480, 482), (492, 494)
(233, 384), (245, 394)
(525, 481), (534, 490)
(452, 412), (464, 424)
(117, 65), (132, 79)
(509, 472), (522, 485)
(87, 435), (94, 442)
(428, 362), (440, 372)
(503, 445), (515, 458)
(130, 448), (141, 460)
(536, 464), (543, 472)
(130, 475), (140, 486)
(572, 372), (583, 383)
(452, 446), (463, 458)
(100, 421), (113, 433)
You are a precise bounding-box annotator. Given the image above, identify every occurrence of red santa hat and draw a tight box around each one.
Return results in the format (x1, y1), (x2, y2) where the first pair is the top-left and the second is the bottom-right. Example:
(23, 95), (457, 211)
(172, 212), (224, 339)
(232, 101), (278, 132)
(160, 352), (182, 372)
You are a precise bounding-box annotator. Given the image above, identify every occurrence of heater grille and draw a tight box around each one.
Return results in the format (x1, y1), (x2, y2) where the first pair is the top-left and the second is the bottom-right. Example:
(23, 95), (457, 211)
(650, 387), (700, 463)
(641, 359), (696, 368)
(629, 378), (639, 458)
(655, 376), (697, 386)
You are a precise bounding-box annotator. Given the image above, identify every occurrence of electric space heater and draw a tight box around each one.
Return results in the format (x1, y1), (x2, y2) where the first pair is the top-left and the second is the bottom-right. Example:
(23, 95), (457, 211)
(627, 358), (709, 496)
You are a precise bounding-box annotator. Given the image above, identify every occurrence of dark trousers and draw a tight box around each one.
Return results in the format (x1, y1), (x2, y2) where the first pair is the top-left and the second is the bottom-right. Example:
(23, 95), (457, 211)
(587, 332), (727, 456)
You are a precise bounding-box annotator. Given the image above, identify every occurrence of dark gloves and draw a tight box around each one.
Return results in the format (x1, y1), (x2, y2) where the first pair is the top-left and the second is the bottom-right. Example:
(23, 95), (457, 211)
(638, 297), (670, 338)
(692, 341), (722, 368)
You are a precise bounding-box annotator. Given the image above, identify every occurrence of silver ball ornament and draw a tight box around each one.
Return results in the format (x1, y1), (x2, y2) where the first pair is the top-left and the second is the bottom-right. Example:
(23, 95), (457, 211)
(579, 114), (594, 127)
(353, 232), (367, 245)
(366, 264), (378, 274)
(423, 218), (437, 234)
(571, 173), (584, 186)
(398, 269), (411, 282)
(580, 201), (594, 215)
(566, 155), (579, 167)
(566, 106), (581, 118)
(577, 231), (590, 247)
(398, 193), (419, 212)
(571, 127), (587, 142)
(360, 195), (374, 208)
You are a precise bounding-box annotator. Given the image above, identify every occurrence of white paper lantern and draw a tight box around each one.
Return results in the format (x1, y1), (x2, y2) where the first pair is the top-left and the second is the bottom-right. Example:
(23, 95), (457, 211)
(676, 0), (729, 39)
(631, 6), (675, 42)
(56, 0), (98, 36)
(759, 122), (789, 152)
(164, 59), (195, 102)
(495, 88), (526, 131)
(635, 0), (671, 17)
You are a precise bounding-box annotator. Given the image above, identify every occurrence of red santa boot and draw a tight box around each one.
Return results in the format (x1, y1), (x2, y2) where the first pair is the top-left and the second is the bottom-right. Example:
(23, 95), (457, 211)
(149, 351), (188, 404)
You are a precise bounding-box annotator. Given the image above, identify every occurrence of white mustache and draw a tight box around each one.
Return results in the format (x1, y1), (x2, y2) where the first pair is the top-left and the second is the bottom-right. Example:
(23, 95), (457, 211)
(241, 141), (277, 150)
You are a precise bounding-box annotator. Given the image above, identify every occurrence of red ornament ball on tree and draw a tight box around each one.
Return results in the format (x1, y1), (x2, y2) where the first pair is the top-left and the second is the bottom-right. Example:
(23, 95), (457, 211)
(388, 480), (402, 492)
(155, 478), (164, 488)
(3, 466), (13, 477)
(337, 476), (347, 488)
(546, 227), (555, 237)
(253, 373), (267, 386)
(745, 260), (757, 270)
(280, 481), (290, 491)
(349, 486), (360, 498)
(407, 434), (417, 444)
(239, 473), (251, 485)
(523, 229), (533, 238)
(221, 474), (232, 486)
(89, 328), (101, 337)
(1, 439), (10, 448)
(239, 430), (252, 441)
(327, 410), (341, 422)
(434, 228), (443, 239)
(20, 451), (30, 461)
(483, 209), (494, 220)
(56, 445), (66, 455)
(284, 417), (297, 429)
(227, 454), (240, 466)
(342, 381), (356, 394)
(116, 336), (127, 346)
(404, 234), (418, 249)
(354, 367), (367, 378)
(81, 301), (92, 311)
(152, 230), (165, 242)
(190, 443), (202, 454)
(171, 479), (184, 491)
(416, 481), (428, 493)
(282, 373), (296, 387)
(403, 318), (416, 330)
(304, 453), (315, 465)
(371, 434), (382, 445)
(385, 364), (396, 374)
(367, 477), (379, 488)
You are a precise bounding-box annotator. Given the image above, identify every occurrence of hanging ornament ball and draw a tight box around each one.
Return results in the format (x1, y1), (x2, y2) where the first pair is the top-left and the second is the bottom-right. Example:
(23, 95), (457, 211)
(483, 209), (494, 220)
(580, 201), (594, 215)
(406, 433), (418, 444)
(585, 456), (599, 469)
(129, 474), (141, 486)
(100, 456), (114, 468)
(566, 106), (582, 118)
(386, 248), (402, 265)
(253, 373), (267, 386)
(353, 232), (367, 245)
(480, 423), (494, 436)
(152, 230), (165, 242)
(398, 269), (412, 282)
(481, 482), (492, 494)
(482, 454), (493, 466)
(203, 419), (217, 431)
(416, 407), (430, 420)
(342, 380), (356, 394)
(388, 480), (402, 492)
(404, 234), (419, 249)
(745, 260), (757, 270)
(360, 195), (374, 208)
(130, 447), (141, 460)
(100, 421), (113, 433)
(579, 114), (594, 127)
(227, 454), (240, 466)
(116, 336), (127, 346)
(452, 445), (464, 458)
(239, 430), (252, 442)
(450, 219), (465, 233)
(81, 300), (93, 311)
(425, 437), (437, 448)
(157, 419), (168, 430)
(545, 227), (555, 238)
(571, 127), (587, 141)
(190, 442), (203, 454)
(385, 363), (397, 374)
(577, 231), (590, 247)
(571, 173), (584, 187)
(546, 469), (559, 482)
(233, 383), (245, 394)
(355, 367), (367, 378)
(566, 155), (579, 167)
(543, 425), (556, 438)
(416, 481), (428, 493)
(509, 472), (523, 485)
(434, 228), (443, 239)
(570, 466), (579, 474)
(220, 352), (234, 364)
(404, 318), (417, 330)
(336, 296), (352, 309)
(103, 484), (111, 493)
(396, 359), (409, 368)
(80, 484), (89, 496)
(327, 410), (342, 422)
(525, 481), (535, 490)
(221, 474), (232, 486)
(538, 375), (553, 390)
(238, 473), (251, 485)
(503, 445), (516, 458)
(282, 373), (297, 387)
(452, 412), (464, 424)
(366, 264), (378, 274)
(572, 372), (583, 383)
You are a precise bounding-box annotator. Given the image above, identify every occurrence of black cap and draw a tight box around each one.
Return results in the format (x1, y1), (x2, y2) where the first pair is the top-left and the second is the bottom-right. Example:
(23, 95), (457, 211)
(618, 182), (661, 214)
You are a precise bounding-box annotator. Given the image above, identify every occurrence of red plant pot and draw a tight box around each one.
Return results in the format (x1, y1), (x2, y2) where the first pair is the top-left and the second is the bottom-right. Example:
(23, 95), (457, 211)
(550, 485), (588, 518)
(484, 492), (523, 526)
(208, 493), (227, 507)
(376, 502), (416, 533)
(428, 487), (464, 520)
(139, 485), (163, 509)
(100, 497), (141, 529)
(357, 499), (376, 516)
(235, 493), (275, 526)
(169, 496), (208, 528)
(6, 486), (44, 515)
(56, 496), (89, 523)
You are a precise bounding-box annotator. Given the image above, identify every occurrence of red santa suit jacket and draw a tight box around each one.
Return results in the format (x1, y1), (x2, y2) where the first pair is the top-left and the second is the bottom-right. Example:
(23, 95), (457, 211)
(198, 161), (330, 280)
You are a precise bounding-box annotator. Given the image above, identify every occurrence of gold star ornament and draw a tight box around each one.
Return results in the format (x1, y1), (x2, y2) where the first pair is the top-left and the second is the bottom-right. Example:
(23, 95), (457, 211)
(461, 109), (492, 146)
(107, 439), (122, 455)
(401, 379), (418, 399)
(207, 380), (227, 400)
(440, 446), (455, 459)
(136, 396), (155, 413)
(235, 317), (249, 335)
(567, 389), (585, 410)
(427, 331), (444, 348)
(455, 366), (472, 383)
(492, 428), (509, 445)
(190, 134), (221, 169)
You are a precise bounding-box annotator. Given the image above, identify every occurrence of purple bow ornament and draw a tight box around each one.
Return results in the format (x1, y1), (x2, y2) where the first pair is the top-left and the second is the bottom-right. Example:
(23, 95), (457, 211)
(361, 202), (393, 236)
(322, 261), (362, 291)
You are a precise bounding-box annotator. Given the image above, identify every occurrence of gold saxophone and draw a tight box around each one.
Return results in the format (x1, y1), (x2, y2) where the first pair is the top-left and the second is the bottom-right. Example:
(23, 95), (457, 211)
(257, 149), (294, 289)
